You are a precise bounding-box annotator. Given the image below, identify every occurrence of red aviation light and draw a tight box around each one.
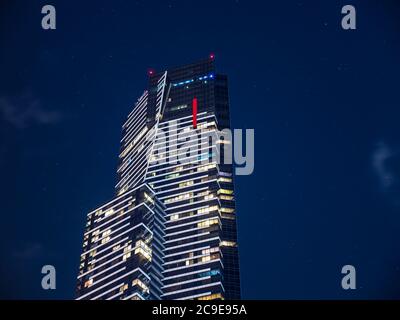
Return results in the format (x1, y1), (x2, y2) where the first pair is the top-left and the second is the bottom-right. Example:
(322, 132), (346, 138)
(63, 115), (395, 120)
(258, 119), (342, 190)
(192, 97), (198, 129)
(209, 53), (215, 60)
(148, 69), (155, 76)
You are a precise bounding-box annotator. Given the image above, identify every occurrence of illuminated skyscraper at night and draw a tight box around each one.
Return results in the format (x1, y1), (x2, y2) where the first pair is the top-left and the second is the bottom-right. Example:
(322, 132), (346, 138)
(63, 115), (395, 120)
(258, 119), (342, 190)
(76, 57), (241, 300)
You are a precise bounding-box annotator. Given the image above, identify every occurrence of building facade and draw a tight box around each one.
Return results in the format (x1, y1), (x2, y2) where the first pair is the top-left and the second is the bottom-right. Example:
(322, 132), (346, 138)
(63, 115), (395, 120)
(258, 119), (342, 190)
(76, 57), (241, 300)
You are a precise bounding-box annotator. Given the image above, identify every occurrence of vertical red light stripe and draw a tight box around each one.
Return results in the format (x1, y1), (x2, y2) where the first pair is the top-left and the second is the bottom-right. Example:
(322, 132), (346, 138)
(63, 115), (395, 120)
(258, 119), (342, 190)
(192, 97), (197, 129)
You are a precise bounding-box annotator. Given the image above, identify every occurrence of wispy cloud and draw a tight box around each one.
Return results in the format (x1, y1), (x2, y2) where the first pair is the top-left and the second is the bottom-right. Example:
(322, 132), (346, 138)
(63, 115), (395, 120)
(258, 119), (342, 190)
(0, 92), (62, 129)
(12, 243), (44, 260)
(372, 141), (400, 206)
(372, 141), (395, 190)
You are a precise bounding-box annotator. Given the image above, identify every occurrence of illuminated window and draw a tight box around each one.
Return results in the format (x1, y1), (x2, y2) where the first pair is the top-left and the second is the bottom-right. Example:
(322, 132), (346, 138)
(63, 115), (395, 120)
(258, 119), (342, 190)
(166, 173), (180, 179)
(220, 241), (237, 247)
(118, 186), (128, 195)
(170, 214), (179, 221)
(179, 180), (194, 188)
(198, 163), (216, 172)
(137, 143), (144, 153)
(120, 143), (134, 158)
(197, 121), (216, 129)
(128, 199), (135, 208)
(120, 284), (128, 293)
(198, 190), (210, 196)
(202, 247), (219, 255)
(84, 279), (93, 288)
(198, 218), (219, 228)
(104, 208), (114, 217)
(95, 209), (103, 217)
(165, 192), (192, 204)
(220, 208), (234, 213)
(132, 278), (149, 293)
(102, 230), (111, 237)
(135, 240), (152, 261)
(216, 139), (231, 145)
(198, 205), (218, 214)
(144, 192), (154, 205)
(204, 194), (215, 200)
(120, 127), (148, 158)
(88, 259), (95, 266)
(218, 177), (232, 183)
(198, 293), (224, 300)
(218, 189), (233, 195)
(185, 252), (194, 266)
(181, 126), (191, 133)
(123, 245), (132, 261)
(201, 252), (219, 263)
(100, 229), (111, 244)
(198, 191), (215, 200)
(172, 166), (184, 172)
(220, 194), (234, 201)
(170, 104), (187, 111)
(221, 214), (236, 220)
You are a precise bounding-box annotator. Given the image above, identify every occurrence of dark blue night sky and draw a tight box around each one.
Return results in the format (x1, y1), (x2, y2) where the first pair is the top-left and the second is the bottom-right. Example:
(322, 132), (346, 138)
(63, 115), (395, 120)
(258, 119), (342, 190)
(1, 0), (400, 299)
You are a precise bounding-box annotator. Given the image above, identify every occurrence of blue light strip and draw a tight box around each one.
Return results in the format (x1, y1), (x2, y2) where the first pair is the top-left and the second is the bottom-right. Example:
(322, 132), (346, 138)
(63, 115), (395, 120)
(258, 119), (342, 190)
(172, 73), (214, 87)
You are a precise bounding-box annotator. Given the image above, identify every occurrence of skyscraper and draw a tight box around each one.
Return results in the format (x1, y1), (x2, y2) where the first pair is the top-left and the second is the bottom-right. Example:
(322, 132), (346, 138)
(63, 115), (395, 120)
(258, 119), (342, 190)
(76, 57), (241, 300)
